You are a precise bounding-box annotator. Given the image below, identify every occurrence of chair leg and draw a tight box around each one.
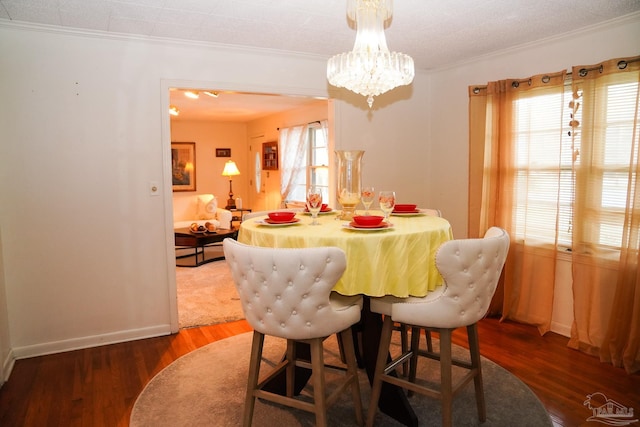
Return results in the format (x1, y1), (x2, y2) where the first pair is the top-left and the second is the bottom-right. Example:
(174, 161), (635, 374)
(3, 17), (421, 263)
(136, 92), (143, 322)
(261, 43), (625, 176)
(336, 331), (346, 364)
(425, 328), (433, 352)
(468, 323), (486, 422)
(286, 340), (296, 397)
(400, 323), (409, 376)
(310, 338), (328, 427)
(338, 325), (365, 368)
(366, 315), (394, 427)
(244, 331), (265, 427)
(406, 326), (422, 397)
(439, 329), (453, 427)
(339, 328), (364, 426)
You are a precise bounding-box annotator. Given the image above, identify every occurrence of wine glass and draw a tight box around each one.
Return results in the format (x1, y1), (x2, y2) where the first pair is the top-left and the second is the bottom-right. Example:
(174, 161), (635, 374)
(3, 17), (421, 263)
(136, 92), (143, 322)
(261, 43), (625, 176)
(361, 186), (375, 215)
(306, 186), (323, 225)
(378, 191), (396, 225)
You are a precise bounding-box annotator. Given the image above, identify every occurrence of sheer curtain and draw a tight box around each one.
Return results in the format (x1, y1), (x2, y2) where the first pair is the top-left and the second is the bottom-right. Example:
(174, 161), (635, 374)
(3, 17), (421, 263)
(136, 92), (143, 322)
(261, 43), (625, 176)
(569, 57), (640, 373)
(319, 120), (329, 154)
(279, 124), (309, 202)
(279, 121), (329, 204)
(469, 56), (640, 373)
(468, 73), (566, 333)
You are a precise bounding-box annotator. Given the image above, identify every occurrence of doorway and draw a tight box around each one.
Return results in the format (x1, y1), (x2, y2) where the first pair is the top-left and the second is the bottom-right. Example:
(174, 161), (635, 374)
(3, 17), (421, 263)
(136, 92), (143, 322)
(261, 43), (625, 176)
(163, 84), (330, 330)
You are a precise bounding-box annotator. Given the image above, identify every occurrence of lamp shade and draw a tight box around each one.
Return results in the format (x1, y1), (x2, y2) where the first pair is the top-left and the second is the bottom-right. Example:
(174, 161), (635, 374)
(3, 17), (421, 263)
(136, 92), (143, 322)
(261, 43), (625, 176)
(222, 160), (240, 177)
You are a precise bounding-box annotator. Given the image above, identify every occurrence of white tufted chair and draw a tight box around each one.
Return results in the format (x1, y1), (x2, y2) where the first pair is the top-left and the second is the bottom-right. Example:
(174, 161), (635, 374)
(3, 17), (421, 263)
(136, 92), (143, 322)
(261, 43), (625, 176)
(366, 227), (510, 427)
(222, 238), (364, 427)
(397, 207), (443, 374)
(421, 207), (442, 217)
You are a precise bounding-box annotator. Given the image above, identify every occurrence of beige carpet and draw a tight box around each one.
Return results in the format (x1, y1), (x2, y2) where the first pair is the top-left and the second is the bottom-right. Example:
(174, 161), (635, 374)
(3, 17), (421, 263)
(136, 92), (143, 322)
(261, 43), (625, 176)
(176, 257), (244, 328)
(131, 333), (552, 427)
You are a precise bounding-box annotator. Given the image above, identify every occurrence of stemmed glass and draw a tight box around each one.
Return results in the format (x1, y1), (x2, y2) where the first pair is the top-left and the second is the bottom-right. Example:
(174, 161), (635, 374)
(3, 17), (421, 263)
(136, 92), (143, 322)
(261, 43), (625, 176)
(361, 186), (375, 215)
(378, 191), (396, 225)
(306, 186), (323, 225)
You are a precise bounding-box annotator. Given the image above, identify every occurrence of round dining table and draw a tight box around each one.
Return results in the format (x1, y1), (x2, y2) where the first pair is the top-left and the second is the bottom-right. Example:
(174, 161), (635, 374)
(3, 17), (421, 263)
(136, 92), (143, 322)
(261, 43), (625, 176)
(237, 209), (453, 297)
(237, 209), (453, 426)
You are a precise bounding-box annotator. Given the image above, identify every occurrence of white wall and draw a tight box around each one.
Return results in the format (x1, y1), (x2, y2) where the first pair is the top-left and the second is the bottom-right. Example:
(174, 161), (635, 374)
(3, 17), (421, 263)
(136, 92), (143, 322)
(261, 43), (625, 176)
(0, 22), (431, 362)
(0, 229), (12, 383)
(333, 82), (432, 210)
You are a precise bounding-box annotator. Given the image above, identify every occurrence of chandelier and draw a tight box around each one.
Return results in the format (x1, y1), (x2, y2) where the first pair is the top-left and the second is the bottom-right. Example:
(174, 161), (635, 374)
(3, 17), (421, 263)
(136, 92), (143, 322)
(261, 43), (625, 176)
(327, 0), (414, 108)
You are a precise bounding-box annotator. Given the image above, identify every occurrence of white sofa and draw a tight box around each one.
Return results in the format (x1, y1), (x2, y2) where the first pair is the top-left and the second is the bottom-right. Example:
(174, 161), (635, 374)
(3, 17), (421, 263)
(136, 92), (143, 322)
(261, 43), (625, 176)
(173, 194), (233, 230)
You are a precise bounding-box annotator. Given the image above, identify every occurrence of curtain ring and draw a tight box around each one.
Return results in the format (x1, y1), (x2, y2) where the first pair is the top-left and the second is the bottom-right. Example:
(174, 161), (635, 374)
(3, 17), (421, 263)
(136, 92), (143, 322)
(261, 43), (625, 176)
(473, 87), (481, 94)
(542, 75), (550, 84)
(527, 78), (532, 86)
(599, 64), (604, 73)
(579, 68), (588, 77)
(618, 60), (628, 70)
(512, 81), (520, 88)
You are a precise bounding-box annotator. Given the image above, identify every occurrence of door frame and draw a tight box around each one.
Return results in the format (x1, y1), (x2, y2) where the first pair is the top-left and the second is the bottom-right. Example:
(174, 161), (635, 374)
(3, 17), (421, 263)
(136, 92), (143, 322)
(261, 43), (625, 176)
(160, 80), (333, 332)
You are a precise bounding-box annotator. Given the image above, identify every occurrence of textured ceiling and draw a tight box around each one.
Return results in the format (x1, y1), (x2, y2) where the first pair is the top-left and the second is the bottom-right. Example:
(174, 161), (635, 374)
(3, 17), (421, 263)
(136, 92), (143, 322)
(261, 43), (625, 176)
(2, 0), (639, 120)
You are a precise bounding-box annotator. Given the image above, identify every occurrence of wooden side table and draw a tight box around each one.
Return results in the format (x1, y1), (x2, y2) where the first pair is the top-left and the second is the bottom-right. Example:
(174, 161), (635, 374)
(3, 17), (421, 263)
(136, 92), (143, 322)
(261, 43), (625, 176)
(174, 227), (238, 267)
(229, 208), (252, 224)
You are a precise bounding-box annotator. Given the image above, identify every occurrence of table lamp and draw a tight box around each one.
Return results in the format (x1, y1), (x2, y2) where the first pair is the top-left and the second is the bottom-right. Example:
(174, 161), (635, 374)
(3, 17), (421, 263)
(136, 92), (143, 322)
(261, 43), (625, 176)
(222, 160), (241, 209)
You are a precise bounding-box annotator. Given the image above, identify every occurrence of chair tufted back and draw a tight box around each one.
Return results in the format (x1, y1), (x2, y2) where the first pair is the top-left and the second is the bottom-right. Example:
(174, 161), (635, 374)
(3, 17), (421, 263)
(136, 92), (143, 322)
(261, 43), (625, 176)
(391, 227), (510, 329)
(223, 239), (361, 340)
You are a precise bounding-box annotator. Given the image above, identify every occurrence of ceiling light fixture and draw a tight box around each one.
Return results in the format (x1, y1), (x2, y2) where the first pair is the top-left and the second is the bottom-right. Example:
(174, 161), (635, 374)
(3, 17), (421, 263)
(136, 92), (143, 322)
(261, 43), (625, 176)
(169, 105), (180, 116)
(184, 90), (199, 99)
(203, 91), (219, 98)
(327, 0), (414, 108)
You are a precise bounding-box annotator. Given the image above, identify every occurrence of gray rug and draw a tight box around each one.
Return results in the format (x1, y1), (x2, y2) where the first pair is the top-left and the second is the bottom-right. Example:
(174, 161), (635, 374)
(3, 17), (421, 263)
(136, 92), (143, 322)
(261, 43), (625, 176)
(176, 258), (243, 328)
(131, 332), (552, 426)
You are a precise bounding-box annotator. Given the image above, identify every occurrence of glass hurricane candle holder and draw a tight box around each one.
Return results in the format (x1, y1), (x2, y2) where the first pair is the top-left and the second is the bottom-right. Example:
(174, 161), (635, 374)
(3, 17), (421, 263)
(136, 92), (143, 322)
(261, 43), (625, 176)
(336, 150), (364, 221)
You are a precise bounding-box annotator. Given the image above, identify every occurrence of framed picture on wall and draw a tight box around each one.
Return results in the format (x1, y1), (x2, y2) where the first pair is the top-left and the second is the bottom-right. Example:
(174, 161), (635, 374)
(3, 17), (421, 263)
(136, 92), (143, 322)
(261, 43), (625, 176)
(216, 148), (231, 157)
(171, 142), (196, 192)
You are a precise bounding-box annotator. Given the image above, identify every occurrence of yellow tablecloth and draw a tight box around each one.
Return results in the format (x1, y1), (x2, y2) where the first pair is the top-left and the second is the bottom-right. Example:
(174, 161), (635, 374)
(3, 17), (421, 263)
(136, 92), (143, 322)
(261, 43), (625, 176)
(238, 210), (453, 297)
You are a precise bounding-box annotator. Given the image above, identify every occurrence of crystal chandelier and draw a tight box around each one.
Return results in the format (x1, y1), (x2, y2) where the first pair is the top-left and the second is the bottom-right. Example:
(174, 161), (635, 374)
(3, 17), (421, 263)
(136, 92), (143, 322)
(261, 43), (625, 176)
(327, 0), (414, 108)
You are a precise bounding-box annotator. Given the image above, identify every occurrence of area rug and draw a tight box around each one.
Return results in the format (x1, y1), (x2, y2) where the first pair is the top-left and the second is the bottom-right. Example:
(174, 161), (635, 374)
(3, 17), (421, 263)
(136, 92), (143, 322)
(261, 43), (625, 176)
(176, 259), (243, 328)
(131, 332), (552, 427)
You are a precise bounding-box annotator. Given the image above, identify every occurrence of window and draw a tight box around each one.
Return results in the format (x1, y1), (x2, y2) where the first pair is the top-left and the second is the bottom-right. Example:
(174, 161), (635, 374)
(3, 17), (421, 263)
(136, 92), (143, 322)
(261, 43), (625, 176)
(513, 80), (638, 250)
(513, 89), (573, 248)
(577, 81), (639, 249)
(280, 121), (329, 204)
(307, 123), (329, 194)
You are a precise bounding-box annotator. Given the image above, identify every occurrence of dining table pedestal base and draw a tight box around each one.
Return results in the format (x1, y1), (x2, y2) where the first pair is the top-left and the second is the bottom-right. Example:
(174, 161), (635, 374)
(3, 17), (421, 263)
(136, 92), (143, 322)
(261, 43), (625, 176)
(359, 297), (419, 427)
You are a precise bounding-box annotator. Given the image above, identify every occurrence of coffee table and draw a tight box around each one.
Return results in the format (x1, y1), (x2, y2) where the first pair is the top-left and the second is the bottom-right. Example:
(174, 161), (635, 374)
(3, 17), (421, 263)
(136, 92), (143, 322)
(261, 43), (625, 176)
(174, 227), (238, 267)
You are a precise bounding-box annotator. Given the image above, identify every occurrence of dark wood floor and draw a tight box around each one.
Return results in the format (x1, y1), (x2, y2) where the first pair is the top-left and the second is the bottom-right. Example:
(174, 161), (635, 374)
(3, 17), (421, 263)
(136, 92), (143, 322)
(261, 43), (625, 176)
(0, 317), (637, 427)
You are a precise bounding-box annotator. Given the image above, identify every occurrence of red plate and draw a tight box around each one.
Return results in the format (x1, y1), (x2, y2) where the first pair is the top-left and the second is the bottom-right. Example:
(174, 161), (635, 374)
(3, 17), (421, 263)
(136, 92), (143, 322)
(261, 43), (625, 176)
(394, 204), (418, 212)
(348, 221), (389, 229)
(392, 209), (421, 214)
(264, 218), (301, 225)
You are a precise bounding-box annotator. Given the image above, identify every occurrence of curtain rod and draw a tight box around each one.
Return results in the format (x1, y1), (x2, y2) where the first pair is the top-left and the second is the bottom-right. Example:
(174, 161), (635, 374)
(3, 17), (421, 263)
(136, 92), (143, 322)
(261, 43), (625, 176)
(471, 58), (640, 93)
(276, 120), (323, 131)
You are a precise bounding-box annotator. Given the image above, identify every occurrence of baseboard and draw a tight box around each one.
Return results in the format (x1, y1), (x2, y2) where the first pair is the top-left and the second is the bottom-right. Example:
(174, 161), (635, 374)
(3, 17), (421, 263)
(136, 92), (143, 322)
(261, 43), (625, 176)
(1, 348), (15, 385)
(550, 321), (571, 338)
(10, 324), (173, 360)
